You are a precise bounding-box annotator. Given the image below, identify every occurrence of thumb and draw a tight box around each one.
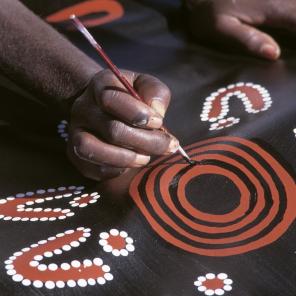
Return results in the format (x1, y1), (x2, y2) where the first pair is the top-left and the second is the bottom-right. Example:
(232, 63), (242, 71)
(215, 14), (281, 60)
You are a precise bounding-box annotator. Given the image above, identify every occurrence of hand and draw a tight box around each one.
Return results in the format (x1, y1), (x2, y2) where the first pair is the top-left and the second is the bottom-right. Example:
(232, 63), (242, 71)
(67, 69), (178, 181)
(185, 0), (296, 60)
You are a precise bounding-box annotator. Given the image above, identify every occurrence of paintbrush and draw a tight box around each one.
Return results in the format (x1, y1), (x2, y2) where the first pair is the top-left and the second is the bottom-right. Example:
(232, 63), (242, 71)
(70, 15), (194, 165)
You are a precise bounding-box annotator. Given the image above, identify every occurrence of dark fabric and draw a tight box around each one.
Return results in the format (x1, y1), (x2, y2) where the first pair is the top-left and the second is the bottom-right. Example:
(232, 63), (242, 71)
(0, 1), (295, 296)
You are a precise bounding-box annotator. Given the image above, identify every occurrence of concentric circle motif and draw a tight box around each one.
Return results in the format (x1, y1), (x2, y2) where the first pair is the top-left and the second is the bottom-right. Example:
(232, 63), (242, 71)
(130, 137), (296, 257)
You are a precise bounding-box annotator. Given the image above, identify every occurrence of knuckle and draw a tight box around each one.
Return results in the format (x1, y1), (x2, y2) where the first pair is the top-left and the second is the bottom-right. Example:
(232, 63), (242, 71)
(153, 133), (171, 154)
(108, 121), (129, 143)
(101, 89), (119, 110)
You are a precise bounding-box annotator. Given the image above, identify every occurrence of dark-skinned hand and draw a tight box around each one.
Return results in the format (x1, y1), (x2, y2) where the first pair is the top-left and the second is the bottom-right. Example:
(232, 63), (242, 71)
(67, 69), (179, 181)
(185, 0), (296, 60)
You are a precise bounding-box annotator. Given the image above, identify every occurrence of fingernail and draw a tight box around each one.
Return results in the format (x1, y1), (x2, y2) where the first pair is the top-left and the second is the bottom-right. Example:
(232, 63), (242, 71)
(260, 44), (280, 60)
(134, 154), (151, 167)
(151, 99), (166, 117)
(147, 114), (163, 129)
(168, 137), (179, 153)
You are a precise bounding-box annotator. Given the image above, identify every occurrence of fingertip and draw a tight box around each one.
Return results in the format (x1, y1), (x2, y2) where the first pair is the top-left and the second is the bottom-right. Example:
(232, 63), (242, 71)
(151, 98), (166, 117)
(134, 154), (151, 167)
(259, 43), (281, 60)
(146, 114), (163, 129)
(167, 137), (179, 154)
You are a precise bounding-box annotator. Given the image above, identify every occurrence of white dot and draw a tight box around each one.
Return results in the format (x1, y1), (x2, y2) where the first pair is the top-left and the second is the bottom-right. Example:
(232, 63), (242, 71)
(71, 260), (81, 268)
(7, 269), (16, 276)
(29, 261), (39, 267)
(198, 286), (206, 292)
(104, 273), (113, 281)
(38, 264), (47, 271)
(48, 264), (58, 271)
(100, 232), (109, 239)
(126, 244), (135, 252)
(120, 249), (129, 256)
(215, 289), (225, 295)
(194, 281), (202, 286)
(5, 264), (14, 270)
(102, 265), (110, 272)
(56, 281), (65, 288)
(16, 193), (25, 198)
(110, 229), (119, 236)
(88, 278), (96, 285)
(44, 252), (53, 258)
(65, 229), (74, 234)
(33, 280), (43, 288)
(62, 245), (71, 251)
(22, 279), (31, 286)
(126, 237), (133, 244)
(112, 250), (120, 257)
(93, 258), (103, 266)
(99, 239), (107, 246)
(97, 277), (106, 285)
(61, 263), (70, 270)
(83, 259), (92, 267)
(53, 249), (62, 255)
(78, 237), (86, 243)
(218, 273), (228, 280)
(12, 274), (23, 282)
(45, 281), (55, 289)
(206, 273), (215, 279)
(224, 279), (233, 285)
(70, 241), (80, 248)
(77, 279), (87, 287)
(198, 276), (206, 282)
(103, 245), (112, 252)
(205, 289), (214, 296)
(224, 285), (232, 291)
(67, 280), (76, 287)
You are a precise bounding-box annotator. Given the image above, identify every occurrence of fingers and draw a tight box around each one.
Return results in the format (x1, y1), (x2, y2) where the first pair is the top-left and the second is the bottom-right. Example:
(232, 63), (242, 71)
(100, 89), (164, 129)
(67, 141), (125, 181)
(215, 15), (281, 60)
(94, 70), (171, 124)
(134, 74), (171, 117)
(98, 120), (179, 155)
(71, 129), (151, 168)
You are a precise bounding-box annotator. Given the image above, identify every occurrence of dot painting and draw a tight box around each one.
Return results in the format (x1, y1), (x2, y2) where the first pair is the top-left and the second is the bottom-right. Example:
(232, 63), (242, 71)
(0, 186), (100, 222)
(99, 229), (135, 257)
(4, 227), (114, 289)
(194, 273), (233, 295)
(57, 120), (68, 141)
(200, 82), (272, 131)
(129, 136), (296, 256)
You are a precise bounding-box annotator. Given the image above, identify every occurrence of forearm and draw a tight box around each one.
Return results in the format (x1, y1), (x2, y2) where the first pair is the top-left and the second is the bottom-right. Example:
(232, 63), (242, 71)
(0, 0), (102, 108)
